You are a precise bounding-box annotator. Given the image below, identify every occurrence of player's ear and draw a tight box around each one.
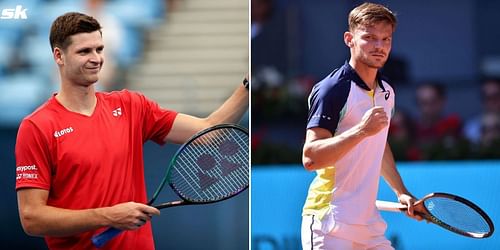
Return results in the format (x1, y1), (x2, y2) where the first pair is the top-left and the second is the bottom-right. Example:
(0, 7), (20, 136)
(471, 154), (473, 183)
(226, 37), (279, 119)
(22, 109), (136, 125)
(53, 47), (64, 66)
(344, 31), (353, 48)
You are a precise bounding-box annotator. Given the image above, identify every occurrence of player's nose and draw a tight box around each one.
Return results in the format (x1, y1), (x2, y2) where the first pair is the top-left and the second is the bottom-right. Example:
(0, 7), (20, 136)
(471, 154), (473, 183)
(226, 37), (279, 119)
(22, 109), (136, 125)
(88, 51), (102, 64)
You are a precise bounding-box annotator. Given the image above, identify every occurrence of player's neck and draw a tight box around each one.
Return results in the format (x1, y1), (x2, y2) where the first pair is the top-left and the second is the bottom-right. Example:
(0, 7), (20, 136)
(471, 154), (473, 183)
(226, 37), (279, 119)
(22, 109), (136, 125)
(56, 83), (97, 116)
(349, 59), (378, 90)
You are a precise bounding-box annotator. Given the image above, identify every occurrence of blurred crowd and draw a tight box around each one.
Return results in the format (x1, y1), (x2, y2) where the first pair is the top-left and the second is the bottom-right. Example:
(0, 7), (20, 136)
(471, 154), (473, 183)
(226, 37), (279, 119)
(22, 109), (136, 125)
(251, 0), (500, 164)
(251, 67), (500, 163)
(389, 79), (500, 161)
(0, 0), (168, 126)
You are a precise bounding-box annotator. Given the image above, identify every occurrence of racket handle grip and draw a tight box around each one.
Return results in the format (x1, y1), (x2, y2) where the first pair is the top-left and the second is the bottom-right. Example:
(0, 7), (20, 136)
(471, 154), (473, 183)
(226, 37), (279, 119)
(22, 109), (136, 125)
(376, 200), (407, 212)
(91, 227), (123, 248)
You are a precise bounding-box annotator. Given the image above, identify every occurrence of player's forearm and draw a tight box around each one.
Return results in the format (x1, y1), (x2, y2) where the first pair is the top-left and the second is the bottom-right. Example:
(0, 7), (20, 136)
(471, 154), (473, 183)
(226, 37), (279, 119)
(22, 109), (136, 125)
(164, 84), (249, 144)
(20, 204), (109, 237)
(381, 143), (410, 197)
(205, 84), (249, 126)
(303, 125), (366, 171)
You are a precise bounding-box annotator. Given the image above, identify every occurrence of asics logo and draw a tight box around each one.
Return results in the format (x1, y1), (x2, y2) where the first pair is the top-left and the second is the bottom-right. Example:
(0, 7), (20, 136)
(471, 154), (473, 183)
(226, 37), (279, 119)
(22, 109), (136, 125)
(54, 127), (74, 138)
(112, 107), (122, 117)
(382, 90), (390, 100)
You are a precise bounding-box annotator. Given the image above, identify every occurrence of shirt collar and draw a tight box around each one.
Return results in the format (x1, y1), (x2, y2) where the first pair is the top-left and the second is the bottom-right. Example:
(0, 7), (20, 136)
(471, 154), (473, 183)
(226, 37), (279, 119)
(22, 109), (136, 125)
(343, 61), (386, 92)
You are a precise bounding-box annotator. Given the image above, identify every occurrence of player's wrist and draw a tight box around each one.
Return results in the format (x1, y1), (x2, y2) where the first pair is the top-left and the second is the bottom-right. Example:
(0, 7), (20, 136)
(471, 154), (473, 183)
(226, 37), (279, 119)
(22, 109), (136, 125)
(352, 124), (368, 139)
(94, 207), (113, 227)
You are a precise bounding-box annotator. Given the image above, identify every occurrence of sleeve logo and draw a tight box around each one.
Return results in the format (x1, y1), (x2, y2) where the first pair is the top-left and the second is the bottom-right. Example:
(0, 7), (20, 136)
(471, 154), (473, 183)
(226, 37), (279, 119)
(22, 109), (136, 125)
(312, 114), (332, 120)
(16, 165), (38, 180)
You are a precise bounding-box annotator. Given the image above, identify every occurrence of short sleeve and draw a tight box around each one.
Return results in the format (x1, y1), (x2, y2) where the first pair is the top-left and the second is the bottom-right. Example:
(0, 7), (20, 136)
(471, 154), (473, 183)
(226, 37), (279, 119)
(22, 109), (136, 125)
(133, 92), (178, 145)
(15, 120), (52, 190)
(307, 79), (351, 135)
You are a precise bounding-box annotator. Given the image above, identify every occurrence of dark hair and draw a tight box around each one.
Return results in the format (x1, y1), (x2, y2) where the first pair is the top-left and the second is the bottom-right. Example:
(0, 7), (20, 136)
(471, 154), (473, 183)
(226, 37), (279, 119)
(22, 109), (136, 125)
(49, 12), (102, 51)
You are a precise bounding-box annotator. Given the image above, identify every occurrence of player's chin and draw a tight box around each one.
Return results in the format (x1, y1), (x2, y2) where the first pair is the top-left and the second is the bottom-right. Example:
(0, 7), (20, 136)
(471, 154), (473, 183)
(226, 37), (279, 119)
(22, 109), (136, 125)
(87, 72), (100, 80)
(83, 75), (99, 85)
(367, 59), (387, 69)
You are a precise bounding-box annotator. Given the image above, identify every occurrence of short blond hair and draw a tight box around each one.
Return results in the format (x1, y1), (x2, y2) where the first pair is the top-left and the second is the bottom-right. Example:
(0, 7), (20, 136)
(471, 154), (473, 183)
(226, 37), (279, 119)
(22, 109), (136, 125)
(348, 2), (396, 31)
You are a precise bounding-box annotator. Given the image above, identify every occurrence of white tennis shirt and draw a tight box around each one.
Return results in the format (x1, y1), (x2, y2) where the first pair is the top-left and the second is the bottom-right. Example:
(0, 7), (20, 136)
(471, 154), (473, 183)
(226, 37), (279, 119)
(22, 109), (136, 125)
(303, 61), (395, 228)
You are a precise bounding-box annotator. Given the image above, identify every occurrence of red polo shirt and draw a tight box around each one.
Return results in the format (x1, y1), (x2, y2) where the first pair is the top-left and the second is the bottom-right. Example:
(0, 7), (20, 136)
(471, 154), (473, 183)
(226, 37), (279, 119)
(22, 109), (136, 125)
(15, 89), (177, 250)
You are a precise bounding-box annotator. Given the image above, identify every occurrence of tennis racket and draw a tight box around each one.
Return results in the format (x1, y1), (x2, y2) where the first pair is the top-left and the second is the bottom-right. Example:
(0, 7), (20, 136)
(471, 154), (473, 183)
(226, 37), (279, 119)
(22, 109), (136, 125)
(376, 192), (494, 238)
(91, 124), (249, 248)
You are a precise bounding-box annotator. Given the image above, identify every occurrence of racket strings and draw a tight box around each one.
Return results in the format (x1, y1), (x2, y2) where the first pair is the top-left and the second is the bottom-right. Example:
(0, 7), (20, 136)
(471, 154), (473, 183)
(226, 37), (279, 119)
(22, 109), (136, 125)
(203, 128), (248, 181)
(187, 129), (248, 198)
(170, 127), (248, 202)
(187, 129), (247, 195)
(176, 143), (223, 200)
(206, 129), (248, 191)
(425, 197), (491, 234)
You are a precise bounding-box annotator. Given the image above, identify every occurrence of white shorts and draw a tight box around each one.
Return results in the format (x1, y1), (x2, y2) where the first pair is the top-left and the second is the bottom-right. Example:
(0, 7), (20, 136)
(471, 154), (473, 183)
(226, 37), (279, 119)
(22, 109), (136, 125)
(301, 215), (394, 250)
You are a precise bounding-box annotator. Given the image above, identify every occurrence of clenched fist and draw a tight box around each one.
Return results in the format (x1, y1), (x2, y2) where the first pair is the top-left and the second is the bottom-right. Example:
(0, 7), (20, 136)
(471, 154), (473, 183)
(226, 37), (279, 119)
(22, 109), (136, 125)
(358, 106), (388, 136)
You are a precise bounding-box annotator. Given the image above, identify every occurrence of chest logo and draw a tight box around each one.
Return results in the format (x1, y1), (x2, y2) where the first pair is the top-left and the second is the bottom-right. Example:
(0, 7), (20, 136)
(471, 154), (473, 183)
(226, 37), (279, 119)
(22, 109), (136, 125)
(383, 89), (390, 100)
(112, 107), (122, 117)
(54, 127), (74, 138)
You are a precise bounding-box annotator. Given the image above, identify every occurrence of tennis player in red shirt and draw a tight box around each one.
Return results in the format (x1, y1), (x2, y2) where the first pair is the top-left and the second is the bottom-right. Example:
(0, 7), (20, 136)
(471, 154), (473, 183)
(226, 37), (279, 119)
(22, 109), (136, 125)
(15, 12), (248, 250)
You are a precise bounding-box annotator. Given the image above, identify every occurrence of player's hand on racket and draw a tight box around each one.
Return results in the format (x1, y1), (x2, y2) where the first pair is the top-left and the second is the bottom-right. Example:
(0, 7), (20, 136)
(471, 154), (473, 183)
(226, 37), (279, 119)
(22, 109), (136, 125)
(398, 193), (425, 221)
(377, 192), (494, 238)
(100, 202), (160, 230)
(92, 124), (248, 248)
(358, 106), (388, 136)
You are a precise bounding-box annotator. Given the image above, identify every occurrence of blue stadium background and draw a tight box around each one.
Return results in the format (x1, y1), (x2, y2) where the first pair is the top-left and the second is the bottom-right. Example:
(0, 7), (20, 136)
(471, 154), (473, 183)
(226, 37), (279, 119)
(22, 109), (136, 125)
(0, 0), (249, 249)
(252, 162), (500, 250)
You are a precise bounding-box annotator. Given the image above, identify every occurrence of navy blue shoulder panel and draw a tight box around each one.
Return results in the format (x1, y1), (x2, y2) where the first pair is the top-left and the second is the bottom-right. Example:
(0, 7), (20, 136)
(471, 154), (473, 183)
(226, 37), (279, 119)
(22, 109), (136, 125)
(307, 67), (351, 135)
(378, 74), (391, 92)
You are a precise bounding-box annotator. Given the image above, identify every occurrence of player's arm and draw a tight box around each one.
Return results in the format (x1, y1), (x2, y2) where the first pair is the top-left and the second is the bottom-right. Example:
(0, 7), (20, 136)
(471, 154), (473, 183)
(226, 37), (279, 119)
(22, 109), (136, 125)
(302, 126), (365, 171)
(17, 188), (160, 237)
(380, 143), (423, 221)
(164, 77), (249, 144)
(302, 106), (388, 171)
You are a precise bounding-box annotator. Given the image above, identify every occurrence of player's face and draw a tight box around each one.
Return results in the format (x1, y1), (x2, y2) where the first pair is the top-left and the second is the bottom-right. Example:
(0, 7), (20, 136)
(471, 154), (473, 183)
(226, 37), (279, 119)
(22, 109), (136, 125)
(58, 31), (104, 86)
(349, 22), (393, 69)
